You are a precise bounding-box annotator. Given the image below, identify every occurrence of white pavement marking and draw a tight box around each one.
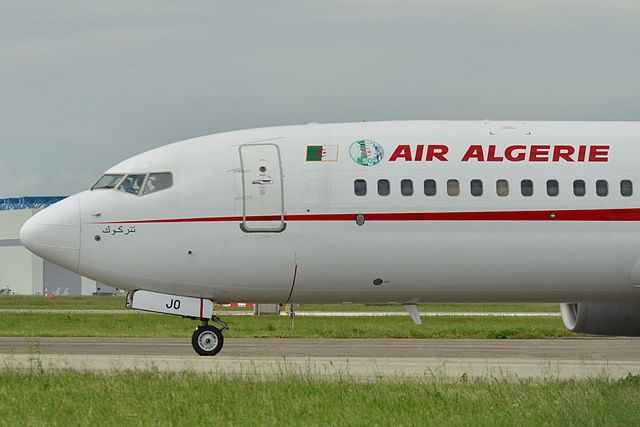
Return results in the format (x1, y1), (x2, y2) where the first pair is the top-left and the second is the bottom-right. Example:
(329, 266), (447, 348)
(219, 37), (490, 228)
(0, 309), (560, 317)
(287, 312), (561, 317)
(0, 354), (635, 381)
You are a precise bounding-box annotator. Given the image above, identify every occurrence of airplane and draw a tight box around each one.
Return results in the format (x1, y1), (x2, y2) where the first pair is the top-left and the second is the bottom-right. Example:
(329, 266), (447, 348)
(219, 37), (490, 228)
(19, 120), (640, 356)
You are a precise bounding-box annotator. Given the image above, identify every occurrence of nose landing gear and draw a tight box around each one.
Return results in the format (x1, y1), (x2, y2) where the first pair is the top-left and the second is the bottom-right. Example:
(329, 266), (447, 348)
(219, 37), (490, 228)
(127, 290), (230, 356)
(191, 316), (228, 356)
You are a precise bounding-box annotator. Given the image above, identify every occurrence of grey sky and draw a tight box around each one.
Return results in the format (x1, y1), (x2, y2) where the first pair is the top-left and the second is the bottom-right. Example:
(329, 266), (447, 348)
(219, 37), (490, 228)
(1, 0), (639, 197)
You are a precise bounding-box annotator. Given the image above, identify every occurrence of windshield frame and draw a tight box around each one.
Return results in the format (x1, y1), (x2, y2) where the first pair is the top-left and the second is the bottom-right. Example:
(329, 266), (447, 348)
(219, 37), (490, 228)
(116, 174), (148, 196)
(142, 172), (174, 195)
(91, 174), (125, 190)
(91, 172), (174, 196)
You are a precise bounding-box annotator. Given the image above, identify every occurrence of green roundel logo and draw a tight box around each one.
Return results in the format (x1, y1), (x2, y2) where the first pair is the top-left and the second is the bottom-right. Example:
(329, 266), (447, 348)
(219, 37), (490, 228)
(349, 140), (384, 166)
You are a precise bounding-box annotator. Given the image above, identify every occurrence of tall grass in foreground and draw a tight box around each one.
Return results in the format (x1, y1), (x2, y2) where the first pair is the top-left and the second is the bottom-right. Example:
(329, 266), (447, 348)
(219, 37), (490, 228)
(0, 370), (638, 426)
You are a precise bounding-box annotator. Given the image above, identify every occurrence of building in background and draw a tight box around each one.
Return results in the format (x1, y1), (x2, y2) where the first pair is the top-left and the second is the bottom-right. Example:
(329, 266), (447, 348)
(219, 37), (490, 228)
(0, 197), (118, 295)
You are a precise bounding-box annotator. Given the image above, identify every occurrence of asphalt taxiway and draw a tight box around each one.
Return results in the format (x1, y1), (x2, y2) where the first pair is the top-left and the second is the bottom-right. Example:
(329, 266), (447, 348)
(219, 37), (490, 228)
(1, 337), (639, 381)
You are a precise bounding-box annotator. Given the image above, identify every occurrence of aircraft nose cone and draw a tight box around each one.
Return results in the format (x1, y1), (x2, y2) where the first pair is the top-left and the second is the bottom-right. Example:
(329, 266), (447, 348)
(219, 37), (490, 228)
(20, 196), (80, 273)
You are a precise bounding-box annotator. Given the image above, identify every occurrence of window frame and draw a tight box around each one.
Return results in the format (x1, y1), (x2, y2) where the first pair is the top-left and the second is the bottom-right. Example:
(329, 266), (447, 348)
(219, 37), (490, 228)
(546, 179), (559, 197)
(621, 180), (633, 197)
(423, 179), (437, 196)
(377, 179), (391, 196)
(596, 179), (608, 197)
(116, 173), (148, 196)
(447, 179), (460, 197)
(91, 174), (125, 191)
(400, 179), (414, 196)
(470, 179), (483, 197)
(354, 179), (367, 196)
(573, 179), (586, 197)
(520, 179), (534, 197)
(496, 179), (509, 197)
(142, 172), (174, 196)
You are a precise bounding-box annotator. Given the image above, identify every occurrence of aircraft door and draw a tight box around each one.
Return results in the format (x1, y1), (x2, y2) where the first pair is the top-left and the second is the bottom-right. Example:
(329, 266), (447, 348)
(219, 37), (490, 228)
(239, 143), (285, 232)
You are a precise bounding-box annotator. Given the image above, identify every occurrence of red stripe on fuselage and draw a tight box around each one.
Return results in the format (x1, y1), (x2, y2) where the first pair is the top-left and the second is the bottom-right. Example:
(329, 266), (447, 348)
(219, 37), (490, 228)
(90, 208), (640, 224)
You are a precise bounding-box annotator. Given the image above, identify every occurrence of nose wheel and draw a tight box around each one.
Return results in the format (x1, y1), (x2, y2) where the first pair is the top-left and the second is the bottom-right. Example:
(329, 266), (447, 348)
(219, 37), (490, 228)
(191, 316), (227, 356)
(191, 325), (224, 356)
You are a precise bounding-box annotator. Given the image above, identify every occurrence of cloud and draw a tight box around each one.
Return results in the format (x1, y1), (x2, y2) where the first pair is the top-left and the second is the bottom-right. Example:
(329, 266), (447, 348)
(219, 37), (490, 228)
(1, 1), (639, 196)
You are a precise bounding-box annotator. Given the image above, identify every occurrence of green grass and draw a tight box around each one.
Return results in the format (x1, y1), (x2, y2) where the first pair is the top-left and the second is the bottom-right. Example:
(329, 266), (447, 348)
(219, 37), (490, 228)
(0, 371), (638, 426)
(0, 313), (575, 339)
(0, 295), (126, 310)
(300, 303), (560, 312)
(0, 296), (567, 339)
(0, 295), (245, 311)
(0, 295), (560, 313)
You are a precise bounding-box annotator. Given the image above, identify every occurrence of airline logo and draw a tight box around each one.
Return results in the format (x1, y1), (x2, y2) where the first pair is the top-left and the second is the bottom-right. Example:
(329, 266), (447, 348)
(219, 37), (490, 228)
(306, 145), (339, 162)
(306, 142), (609, 164)
(349, 140), (384, 166)
(387, 144), (610, 163)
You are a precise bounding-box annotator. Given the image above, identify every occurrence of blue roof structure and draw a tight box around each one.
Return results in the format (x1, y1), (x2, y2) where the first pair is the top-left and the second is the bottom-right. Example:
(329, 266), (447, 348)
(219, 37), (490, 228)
(0, 196), (67, 211)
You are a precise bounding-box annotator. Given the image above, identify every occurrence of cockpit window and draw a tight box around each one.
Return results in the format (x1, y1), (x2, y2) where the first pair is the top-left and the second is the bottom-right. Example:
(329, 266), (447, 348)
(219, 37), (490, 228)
(92, 172), (172, 195)
(143, 173), (173, 195)
(92, 174), (124, 190)
(117, 174), (146, 195)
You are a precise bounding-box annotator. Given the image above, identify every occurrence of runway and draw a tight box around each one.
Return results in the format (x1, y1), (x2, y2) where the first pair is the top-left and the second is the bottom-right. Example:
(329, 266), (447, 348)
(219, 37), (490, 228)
(1, 337), (639, 381)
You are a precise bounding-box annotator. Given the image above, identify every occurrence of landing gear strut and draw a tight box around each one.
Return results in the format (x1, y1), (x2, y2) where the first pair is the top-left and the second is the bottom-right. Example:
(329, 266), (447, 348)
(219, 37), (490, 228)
(191, 316), (228, 356)
(126, 290), (229, 356)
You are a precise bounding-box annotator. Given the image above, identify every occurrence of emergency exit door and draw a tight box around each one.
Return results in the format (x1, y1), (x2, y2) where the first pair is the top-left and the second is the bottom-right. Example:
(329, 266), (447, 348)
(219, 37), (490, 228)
(239, 143), (285, 232)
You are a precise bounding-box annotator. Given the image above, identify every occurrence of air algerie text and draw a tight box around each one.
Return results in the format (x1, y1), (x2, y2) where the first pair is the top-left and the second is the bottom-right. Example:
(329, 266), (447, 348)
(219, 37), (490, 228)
(388, 145), (610, 162)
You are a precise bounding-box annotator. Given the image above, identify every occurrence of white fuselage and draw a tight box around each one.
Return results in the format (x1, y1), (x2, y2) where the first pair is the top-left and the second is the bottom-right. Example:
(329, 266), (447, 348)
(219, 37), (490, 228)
(20, 121), (640, 304)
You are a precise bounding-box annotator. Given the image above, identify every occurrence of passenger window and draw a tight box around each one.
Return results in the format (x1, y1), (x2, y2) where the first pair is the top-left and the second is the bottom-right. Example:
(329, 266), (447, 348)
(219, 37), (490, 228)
(423, 179), (437, 196)
(447, 179), (460, 196)
(401, 179), (413, 196)
(621, 180), (633, 197)
(546, 179), (559, 197)
(470, 179), (483, 196)
(377, 179), (390, 196)
(596, 180), (608, 197)
(496, 179), (509, 197)
(521, 180), (533, 197)
(117, 174), (146, 195)
(143, 173), (173, 195)
(573, 180), (585, 197)
(354, 179), (367, 196)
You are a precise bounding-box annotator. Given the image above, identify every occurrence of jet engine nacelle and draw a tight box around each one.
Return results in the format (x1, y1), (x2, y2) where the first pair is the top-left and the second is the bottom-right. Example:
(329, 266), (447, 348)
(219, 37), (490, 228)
(560, 303), (640, 336)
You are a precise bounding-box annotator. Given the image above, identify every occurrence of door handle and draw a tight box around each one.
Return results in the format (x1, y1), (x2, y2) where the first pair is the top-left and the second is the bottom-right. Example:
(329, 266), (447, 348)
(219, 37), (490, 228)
(251, 179), (273, 185)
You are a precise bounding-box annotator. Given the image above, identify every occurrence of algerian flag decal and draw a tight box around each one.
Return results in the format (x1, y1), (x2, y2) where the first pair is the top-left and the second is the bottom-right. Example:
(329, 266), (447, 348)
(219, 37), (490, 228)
(306, 145), (339, 162)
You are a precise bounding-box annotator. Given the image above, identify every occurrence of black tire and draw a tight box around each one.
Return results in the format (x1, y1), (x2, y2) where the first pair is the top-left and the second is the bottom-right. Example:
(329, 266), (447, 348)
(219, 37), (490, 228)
(191, 325), (224, 356)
